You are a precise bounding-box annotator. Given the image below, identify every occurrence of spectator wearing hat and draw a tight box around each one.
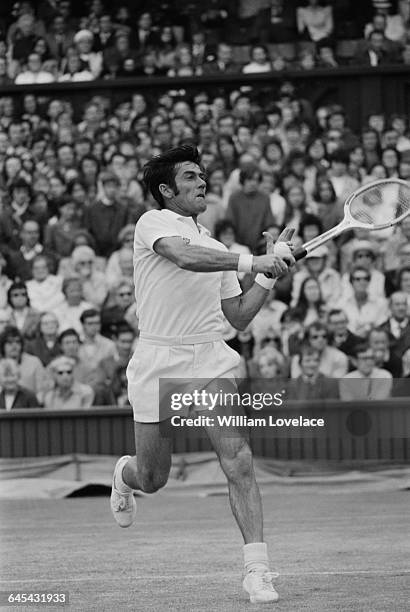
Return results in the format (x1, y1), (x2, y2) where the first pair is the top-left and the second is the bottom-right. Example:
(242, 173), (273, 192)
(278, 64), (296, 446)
(5, 282), (40, 341)
(0, 359), (39, 410)
(340, 240), (386, 301)
(73, 29), (103, 78)
(290, 245), (341, 307)
(43, 356), (94, 410)
(25, 311), (61, 367)
(83, 172), (129, 257)
(0, 325), (50, 400)
(338, 266), (389, 337)
(70, 246), (108, 308)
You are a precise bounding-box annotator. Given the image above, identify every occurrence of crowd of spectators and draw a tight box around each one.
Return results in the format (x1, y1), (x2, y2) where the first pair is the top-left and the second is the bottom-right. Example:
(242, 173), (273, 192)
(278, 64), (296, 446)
(1, 1), (410, 86)
(1, 71), (410, 409)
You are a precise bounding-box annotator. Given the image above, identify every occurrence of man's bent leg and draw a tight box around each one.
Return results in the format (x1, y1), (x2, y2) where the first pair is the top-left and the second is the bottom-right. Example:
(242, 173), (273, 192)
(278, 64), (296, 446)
(122, 421), (173, 493)
(110, 421), (172, 528)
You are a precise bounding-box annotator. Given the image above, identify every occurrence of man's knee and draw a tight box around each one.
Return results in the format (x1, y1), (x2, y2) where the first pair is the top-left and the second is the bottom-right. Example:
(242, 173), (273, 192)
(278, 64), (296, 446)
(220, 445), (254, 484)
(138, 469), (169, 493)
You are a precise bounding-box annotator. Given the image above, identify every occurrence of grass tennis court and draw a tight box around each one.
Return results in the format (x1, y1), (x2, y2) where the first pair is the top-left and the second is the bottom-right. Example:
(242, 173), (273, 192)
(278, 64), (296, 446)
(0, 484), (409, 611)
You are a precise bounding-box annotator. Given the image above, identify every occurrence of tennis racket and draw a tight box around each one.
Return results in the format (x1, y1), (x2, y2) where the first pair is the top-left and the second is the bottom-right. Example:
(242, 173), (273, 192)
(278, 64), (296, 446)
(293, 178), (410, 261)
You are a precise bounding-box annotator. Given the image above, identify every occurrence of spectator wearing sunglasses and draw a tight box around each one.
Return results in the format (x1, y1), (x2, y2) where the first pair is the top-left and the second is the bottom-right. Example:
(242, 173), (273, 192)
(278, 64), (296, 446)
(340, 240), (386, 301)
(290, 321), (348, 379)
(101, 280), (135, 338)
(338, 266), (389, 338)
(43, 356), (94, 410)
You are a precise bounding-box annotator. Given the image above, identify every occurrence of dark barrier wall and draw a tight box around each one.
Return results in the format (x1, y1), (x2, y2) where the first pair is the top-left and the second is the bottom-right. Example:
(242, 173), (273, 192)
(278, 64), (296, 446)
(0, 400), (408, 461)
(1, 66), (410, 132)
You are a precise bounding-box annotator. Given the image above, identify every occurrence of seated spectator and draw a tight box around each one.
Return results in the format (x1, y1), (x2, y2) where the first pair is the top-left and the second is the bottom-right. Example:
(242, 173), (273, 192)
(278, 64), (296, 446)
(0, 325), (49, 399)
(83, 172), (129, 257)
(0, 251), (12, 310)
(365, 3), (406, 43)
(253, 0), (297, 43)
(15, 52), (55, 85)
(214, 220), (252, 281)
(58, 52), (94, 81)
(56, 276), (93, 336)
(94, 322), (135, 399)
(396, 267), (410, 311)
(79, 309), (117, 366)
(45, 14), (75, 62)
(316, 38), (338, 68)
(282, 184), (307, 234)
(202, 42), (240, 75)
(103, 32), (139, 78)
(380, 292), (410, 358)
(354, 30), (399, 66)
(101, 279), (135, 338)
(44, 196), (82, 258)
(290, 321), (348, 378)
(167, 44), (200, 77)
(1, 182), (46, 251)
(383, 215), (410, 272)
(249, 287), (288, 354)
(104, 225), (135, 285)
(297, 48), (316, 70)
(71, 246), (108, 307)
(291, 246), (341, 307)
(297, 1), (333, 42)
(339, 342), (392, 400)
(327, 149), (360, 205)
(6, 281), (40, 341)
(338, 266), (388, 337)
(327, 308), (362, 360)
(368, 327), (402, 377)
(43, 356), (94, 410)
(57, 327), (99, 387)
(226, 165), (274, 253)
(25, 311), (61, 366)
(156, 25), (178, 70)
(73, 30), (103, 78)
(340, 240), (386, 301)
(287, 345), (338, 400)
(26, 255), (65, 313)
(242, 45), (273, 74)
(0, 358), (39, 410)
(250, 347), (287, 395)
(291, 277), (326, 327)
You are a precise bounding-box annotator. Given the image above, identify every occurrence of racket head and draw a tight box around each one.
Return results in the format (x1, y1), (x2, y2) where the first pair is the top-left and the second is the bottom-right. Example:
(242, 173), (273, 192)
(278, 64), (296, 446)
(344, 178), (410, 230)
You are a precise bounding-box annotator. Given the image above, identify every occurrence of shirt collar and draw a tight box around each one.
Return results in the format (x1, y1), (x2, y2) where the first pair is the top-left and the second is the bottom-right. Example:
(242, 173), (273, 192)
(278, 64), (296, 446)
(161, 208), (210, 236)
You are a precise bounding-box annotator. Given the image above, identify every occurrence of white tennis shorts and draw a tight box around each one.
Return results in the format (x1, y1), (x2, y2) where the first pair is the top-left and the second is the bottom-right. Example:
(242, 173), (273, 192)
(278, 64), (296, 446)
(127, 332), (241, 422)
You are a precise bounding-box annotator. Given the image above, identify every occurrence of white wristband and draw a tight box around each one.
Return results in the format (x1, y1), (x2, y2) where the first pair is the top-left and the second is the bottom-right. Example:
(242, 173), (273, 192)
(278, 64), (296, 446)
(237, 254), (253, 274)
(255, 273), (277, 290)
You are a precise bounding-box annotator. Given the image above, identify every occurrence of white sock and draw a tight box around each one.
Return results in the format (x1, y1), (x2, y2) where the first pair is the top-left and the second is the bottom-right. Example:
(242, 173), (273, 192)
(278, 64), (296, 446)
(116, 461), (132, 493)
(243, 542), (270, 574)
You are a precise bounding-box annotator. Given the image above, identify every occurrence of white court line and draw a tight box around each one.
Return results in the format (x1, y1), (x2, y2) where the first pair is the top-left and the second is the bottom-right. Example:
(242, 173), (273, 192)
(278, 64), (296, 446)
(1, 569), (410, 584)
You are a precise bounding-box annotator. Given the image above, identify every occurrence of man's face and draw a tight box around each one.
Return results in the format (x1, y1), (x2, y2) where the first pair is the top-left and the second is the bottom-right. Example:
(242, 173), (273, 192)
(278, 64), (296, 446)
(21, 222), (39, 247)
(83, 315), (100, 338)
(218, 117), (235, 136)
(61, 335), (79, 358)
(165, 162), (207, 215)
(4, 336), (22, 360)
(369, 331), (388, 354)
(32, 258), (48, 281)
(9, 124), (23, 146)
(116, 285), (133, 309)
(13, 186), (29, 206)
(351, 271), (370, 297)
(356, 349), (375, 377)
(353, 250), (373, 270)
(390, 295), (408, 320)
(40, 313), (58, 336)
(116, 331), (134, 355)
(55, 364), (74, 389)
(242, 172), (260, 195)
(328, 313), (348, 336)
(369, 33), (384, 53)
(0, 369), (19, 392)
(309, 328), (327, 352)
(301, 352), (320, 377)
(400, 271), (410, 293)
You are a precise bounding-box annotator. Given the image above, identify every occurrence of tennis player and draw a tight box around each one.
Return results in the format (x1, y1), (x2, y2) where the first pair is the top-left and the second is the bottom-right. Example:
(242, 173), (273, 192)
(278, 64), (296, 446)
(110, 146), (294, 604)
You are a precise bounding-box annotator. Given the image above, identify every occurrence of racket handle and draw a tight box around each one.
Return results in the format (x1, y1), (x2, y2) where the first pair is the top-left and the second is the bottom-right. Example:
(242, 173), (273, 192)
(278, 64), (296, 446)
(293, 247), (307, 261)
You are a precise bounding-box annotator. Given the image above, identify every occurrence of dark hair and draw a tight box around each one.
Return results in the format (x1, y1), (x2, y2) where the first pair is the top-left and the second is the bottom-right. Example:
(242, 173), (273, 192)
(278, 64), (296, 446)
(328, 308), (347, 320)
(398, 266), (410, 286)
(312, 177), (337, 204)
(143, 145), (201, 208)
(299, 343), (320, 360)
(58, 328), (80, 344)
(299, 213), (323, 237)
(7, 281), (29, 307)
(239, 163), (261, 185)
(114, 322), (135, 338)
(214, 219), (236, 241)
(80, 308), (100, 324)
(0, 326), (23, 357)
(294, 277), (324, 323)
(354, 341), (371, 357)
(305, 320), (328, 341)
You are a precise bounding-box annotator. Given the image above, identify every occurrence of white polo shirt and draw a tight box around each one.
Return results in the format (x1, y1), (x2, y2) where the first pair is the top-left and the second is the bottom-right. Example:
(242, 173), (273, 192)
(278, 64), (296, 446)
(133, 209), (241, 337)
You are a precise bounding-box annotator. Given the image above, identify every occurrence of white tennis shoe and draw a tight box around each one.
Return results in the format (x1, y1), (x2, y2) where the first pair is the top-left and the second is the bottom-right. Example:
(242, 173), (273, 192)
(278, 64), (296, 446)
(110, 455), (136, 528)
(243, 570), (279, 603)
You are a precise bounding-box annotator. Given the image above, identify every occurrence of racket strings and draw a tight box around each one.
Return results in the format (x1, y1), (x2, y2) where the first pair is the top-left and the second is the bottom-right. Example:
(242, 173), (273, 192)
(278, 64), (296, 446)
(349, 182), (410, 228)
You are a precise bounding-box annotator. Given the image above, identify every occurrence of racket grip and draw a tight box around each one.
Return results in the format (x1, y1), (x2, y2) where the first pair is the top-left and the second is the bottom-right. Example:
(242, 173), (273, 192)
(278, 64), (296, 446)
(293, 247), (307, 261)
